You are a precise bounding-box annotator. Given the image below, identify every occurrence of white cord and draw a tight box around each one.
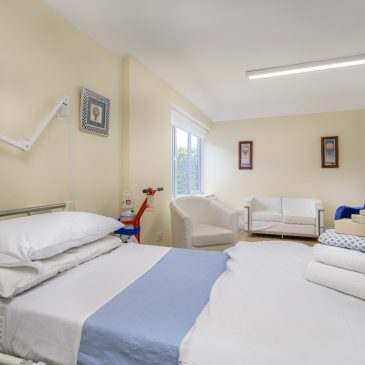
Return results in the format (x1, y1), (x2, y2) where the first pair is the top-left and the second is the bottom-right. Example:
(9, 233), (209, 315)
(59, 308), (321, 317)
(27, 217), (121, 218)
(67, 97), (75, 210)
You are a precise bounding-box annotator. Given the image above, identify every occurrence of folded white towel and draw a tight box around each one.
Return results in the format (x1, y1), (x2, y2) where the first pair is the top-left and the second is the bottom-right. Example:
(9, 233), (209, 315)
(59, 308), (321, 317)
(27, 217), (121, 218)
(314, 243), (365, 274)
(305, 261), (365, 300)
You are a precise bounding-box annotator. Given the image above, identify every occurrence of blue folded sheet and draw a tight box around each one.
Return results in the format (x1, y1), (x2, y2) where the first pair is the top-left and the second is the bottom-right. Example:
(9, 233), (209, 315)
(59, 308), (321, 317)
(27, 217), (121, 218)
(78, 248), (228, 365)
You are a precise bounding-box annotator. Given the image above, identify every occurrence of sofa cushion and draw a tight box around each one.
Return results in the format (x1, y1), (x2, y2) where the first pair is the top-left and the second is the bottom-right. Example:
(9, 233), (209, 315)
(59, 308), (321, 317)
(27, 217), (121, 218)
(252, 211), (283, 222)
(192, 223), (234, 247)
(253, 197), (282, 214)
(282, 214), (316, 225)
(282, 198), (316, 225)
(282, 197), (315, 214)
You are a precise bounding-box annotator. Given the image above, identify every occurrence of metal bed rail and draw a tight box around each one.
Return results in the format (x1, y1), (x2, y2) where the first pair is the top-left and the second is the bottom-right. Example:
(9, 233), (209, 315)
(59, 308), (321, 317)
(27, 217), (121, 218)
(0, 202), (71, 218)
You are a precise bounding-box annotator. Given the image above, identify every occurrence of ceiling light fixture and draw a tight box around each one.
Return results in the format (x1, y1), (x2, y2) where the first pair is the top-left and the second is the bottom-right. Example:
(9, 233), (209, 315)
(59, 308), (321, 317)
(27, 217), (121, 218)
(246, 54), (365, 80)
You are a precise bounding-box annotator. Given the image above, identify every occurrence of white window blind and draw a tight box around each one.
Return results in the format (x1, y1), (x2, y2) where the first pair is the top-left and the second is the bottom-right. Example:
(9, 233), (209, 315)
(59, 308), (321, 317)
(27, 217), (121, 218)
(171, 108), (209, 139)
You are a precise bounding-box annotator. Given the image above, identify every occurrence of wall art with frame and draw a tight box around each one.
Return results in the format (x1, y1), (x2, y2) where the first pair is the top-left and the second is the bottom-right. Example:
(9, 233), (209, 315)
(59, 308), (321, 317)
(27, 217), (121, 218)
(80, 88), (110, 136)
(239, 141), (253, 169)
(321, 136), (339, 168)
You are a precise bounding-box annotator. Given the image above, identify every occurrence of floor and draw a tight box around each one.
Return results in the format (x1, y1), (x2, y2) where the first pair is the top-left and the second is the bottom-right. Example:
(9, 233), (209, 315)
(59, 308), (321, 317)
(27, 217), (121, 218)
(238, 230), (317, 247)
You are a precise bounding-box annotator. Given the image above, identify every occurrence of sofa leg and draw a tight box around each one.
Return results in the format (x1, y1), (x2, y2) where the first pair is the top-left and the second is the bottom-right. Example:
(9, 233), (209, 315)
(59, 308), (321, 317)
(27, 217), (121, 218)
(281, 234), (284, 239)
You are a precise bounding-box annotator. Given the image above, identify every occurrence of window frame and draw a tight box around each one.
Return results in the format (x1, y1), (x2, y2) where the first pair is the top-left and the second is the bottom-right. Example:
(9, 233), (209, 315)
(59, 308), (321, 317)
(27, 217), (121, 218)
(172, 125), (203, 197)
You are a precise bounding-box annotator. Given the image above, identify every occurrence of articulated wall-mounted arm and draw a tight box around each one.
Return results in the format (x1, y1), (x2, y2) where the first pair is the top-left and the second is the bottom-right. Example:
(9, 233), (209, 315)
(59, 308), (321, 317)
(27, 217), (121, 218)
(0, 95), (70, 152)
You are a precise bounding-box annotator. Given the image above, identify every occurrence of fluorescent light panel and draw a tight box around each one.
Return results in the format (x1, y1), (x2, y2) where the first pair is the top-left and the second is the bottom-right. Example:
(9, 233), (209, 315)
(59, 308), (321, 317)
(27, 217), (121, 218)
(246, 54), (365, 80)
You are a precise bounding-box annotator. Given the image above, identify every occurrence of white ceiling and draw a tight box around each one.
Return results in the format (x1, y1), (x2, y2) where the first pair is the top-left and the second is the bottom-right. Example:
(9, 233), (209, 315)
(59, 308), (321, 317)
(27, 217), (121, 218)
(44, 0), (365, 121)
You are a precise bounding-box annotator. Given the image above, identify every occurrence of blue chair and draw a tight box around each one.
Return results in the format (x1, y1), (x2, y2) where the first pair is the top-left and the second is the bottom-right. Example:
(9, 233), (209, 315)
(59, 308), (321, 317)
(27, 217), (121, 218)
(335, 204), (365, 220)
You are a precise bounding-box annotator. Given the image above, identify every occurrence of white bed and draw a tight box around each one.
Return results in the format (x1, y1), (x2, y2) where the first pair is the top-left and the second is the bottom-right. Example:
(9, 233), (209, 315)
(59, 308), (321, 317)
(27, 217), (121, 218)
(1, 240), (365, 365)
(0, 241), (170, 364)
(180, 242), (365, 365)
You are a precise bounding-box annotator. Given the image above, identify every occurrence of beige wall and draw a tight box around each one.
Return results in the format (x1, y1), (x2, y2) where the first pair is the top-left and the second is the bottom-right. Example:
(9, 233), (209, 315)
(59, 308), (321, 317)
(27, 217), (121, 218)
(2, 1), (363, 242)
(0, 2), (211, 245)
(0, 1), (123, 217)
(205, 110), (365, 228)
(124, 56), (212, 245)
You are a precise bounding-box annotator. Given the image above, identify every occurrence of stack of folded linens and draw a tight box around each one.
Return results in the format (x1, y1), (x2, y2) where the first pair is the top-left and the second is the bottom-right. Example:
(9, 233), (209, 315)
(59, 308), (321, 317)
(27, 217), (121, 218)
(305, 229), (365, 300)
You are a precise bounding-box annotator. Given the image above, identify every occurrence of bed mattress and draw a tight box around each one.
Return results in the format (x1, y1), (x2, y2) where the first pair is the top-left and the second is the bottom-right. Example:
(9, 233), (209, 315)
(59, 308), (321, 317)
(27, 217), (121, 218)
(180, 242), (365, 365)
(0, 242), (228, 365)
(0, 242), (171, 364)
(1, 241), (365, 365)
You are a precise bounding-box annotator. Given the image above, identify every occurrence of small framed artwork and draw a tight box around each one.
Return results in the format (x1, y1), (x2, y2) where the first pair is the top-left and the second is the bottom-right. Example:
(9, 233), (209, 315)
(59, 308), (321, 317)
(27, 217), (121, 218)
(239, 141), (253, 169)
(80, 88), (110, 136)
(321, 136), (339, 168)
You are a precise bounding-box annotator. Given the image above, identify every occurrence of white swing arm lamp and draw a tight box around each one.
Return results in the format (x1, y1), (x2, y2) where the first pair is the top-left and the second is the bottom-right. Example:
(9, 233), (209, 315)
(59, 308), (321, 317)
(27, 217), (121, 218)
(0, 95), (70, 152)
(246, 54), (365, 80)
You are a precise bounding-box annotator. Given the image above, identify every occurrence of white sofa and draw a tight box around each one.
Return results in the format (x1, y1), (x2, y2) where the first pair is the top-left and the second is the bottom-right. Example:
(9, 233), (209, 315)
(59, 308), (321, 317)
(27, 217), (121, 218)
(243, 197), (324, 238)
(170, 196), (239, 250)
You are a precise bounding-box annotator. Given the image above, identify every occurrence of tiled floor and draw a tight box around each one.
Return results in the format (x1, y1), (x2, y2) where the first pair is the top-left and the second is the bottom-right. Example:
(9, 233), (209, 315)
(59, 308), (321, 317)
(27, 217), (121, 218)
(238, 230), (317, 247)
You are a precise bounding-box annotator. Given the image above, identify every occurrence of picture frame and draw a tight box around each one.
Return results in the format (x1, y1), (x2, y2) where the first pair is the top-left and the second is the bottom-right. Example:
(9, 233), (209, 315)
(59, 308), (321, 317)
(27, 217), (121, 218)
(321, 136), (339, 168)
(80, 88), (110, 137)
(239, 141), (253, 169)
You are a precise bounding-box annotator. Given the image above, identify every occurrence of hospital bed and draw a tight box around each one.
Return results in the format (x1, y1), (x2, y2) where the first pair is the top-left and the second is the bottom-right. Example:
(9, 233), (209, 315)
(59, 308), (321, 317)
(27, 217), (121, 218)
(0, 204), (364, 365)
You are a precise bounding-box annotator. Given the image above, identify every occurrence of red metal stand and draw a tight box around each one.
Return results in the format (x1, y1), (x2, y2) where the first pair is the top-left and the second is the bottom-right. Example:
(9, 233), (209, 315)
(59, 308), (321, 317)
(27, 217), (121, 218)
(121, 187), (163, 243)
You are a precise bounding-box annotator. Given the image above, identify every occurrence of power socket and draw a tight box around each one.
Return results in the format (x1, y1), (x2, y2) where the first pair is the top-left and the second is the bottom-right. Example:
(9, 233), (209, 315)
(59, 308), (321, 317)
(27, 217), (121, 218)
(156, 231), (163, 242)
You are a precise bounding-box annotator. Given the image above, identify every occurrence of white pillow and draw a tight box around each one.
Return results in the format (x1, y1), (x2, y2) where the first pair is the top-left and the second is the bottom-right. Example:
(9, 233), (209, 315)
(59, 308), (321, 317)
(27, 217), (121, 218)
(0, 235), (122, 298)
(0, 211), (123, 267)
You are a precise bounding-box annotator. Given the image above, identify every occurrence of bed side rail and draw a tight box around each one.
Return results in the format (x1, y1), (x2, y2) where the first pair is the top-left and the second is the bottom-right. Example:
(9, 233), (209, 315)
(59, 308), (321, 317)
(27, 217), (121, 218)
(0, 202), (72, 218)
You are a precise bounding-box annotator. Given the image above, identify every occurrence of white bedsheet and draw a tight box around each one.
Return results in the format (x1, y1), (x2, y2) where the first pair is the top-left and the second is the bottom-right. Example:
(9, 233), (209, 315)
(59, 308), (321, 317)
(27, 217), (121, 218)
(0, 243), (170, 365)
(180, 241), (365, 365)
(2, 241), (365, 365)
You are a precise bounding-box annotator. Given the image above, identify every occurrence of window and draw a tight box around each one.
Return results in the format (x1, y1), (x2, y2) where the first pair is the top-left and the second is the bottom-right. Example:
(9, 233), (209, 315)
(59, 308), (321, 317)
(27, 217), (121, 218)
(171, 108), (209, 197)
(172, 126), (203, 196)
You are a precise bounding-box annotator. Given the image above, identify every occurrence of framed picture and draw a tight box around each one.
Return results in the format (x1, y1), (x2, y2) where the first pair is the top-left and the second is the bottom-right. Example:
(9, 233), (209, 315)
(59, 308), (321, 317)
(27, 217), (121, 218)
(321, 136), (339, 168)
(80, 88), (110, 136)
(239, 141), (253, 169)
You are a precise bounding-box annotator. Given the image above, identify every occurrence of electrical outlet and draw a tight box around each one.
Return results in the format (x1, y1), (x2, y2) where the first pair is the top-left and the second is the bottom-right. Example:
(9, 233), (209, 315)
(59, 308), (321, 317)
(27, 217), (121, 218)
(65, 201), (74, 211)
(156, 231), (163, 242)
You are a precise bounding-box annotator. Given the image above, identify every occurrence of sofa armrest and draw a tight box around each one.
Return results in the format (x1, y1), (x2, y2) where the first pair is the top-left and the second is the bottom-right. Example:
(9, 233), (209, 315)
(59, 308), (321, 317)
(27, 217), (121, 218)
(170, 201), (193, 248)
(243, 197), (254, 208)
(312, 199), (324, 236)
(243, 197), (254, 232)
(314, 199), (323, 211)
(315, 208), (325, 236)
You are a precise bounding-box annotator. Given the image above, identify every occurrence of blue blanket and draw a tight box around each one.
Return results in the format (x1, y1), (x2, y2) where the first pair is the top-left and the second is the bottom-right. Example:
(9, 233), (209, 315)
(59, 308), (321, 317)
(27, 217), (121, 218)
(78, 248), (228, 365)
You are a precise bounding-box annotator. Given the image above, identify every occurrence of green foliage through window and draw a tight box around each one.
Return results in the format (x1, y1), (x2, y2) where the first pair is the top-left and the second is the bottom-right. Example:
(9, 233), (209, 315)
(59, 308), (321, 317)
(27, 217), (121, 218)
(173, 127), (202, 196)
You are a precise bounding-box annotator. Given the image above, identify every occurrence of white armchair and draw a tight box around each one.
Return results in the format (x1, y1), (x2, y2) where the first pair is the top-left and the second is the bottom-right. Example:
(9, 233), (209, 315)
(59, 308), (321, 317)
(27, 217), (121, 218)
(170, 196), (238, 250)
